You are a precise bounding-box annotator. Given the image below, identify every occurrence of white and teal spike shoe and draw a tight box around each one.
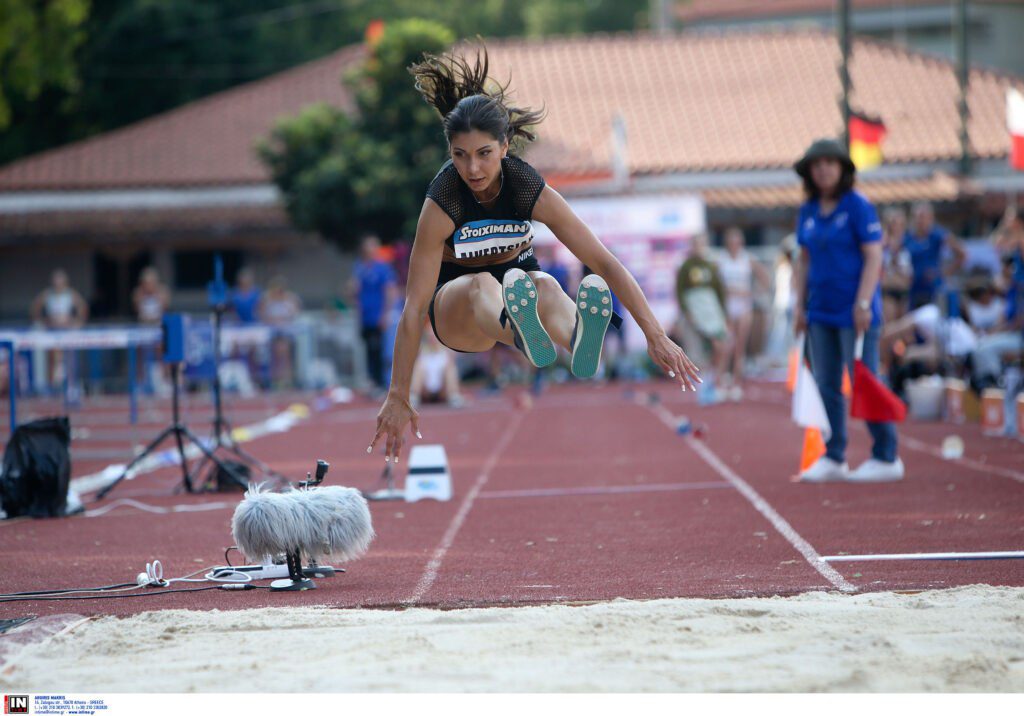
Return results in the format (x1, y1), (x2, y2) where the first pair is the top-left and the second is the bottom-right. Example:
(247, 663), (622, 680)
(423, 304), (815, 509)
(501, 268), (557, 369)
(570, 274), (614, 379)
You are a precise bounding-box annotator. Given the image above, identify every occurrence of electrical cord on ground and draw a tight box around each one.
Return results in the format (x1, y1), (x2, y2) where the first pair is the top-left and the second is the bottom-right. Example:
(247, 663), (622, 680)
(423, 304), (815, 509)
(0, 582), (137, 598)
(0, 585), (228, 604)
(0, 554), (284, 603)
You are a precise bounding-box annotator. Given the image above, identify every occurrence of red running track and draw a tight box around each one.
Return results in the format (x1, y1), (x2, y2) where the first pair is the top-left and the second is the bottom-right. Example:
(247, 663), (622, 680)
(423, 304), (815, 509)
(1, 382), (1022, 620)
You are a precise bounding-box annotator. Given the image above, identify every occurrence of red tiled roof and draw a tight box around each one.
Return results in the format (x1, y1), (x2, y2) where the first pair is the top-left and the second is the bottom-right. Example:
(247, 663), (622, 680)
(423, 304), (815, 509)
(1, 29), (1022, 191)
(701, 171), (965, 209)
(494, 30), (1024, 175)
(675, 0), (1022, 24)
(0, 46), (364, 191)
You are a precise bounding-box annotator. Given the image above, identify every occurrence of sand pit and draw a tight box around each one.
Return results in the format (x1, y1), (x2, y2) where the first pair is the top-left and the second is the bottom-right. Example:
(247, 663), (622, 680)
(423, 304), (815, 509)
(2, 585), (1022, 692)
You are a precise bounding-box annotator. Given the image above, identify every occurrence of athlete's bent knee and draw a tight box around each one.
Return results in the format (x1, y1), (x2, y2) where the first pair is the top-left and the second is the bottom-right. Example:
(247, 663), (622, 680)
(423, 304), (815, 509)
(469, 272), (500, 300)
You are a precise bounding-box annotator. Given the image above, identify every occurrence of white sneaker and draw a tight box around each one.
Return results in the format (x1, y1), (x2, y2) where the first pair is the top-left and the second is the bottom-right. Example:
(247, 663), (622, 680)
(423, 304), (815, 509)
(798, 457), (849, 483)
(847, 458), (905, 483)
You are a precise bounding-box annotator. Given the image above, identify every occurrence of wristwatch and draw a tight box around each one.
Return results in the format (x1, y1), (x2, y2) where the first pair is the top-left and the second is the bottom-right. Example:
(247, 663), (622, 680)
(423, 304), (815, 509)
(857, 299), (871, 311)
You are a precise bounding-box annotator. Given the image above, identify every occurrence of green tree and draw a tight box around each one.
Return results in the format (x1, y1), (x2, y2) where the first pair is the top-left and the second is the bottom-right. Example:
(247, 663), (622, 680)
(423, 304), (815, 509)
(0, 1), (649, 165)
(0, 0), (89, 129)
(258, 19), (455, 248)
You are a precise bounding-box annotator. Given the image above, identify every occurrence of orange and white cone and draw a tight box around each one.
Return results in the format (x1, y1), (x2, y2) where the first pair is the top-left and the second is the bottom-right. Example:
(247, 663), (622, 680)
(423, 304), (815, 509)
(800, 427), (827, 473)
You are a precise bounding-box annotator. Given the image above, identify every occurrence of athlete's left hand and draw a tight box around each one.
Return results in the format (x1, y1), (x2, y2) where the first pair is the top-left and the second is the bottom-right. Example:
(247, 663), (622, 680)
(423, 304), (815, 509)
(647, 333), (701, 391)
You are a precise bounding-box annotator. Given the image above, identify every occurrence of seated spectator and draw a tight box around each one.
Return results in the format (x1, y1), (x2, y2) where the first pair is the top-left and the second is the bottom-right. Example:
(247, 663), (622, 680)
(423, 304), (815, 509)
(410, 330), (464, 408)
(259, 275), (302, 389)
(962, 271), (1006, 336)
(969, 210), (1024, 392)
(231, 268), (262, 324)
(883, 303), (978, 397)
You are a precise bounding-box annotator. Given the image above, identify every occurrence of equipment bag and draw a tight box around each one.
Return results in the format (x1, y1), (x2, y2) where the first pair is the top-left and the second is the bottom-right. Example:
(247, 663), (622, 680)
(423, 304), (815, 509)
(1, 417), (72, 518)
(208, 459), (252, 492)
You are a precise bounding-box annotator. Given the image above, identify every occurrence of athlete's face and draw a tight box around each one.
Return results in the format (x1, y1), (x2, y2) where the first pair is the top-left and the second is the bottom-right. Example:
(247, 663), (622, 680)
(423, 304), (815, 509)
(449, 130), (508, 197)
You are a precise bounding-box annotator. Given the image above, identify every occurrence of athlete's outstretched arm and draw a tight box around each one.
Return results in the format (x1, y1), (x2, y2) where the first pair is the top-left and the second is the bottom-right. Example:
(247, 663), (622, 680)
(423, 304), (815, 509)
(368, 199), (451, 463)
(532, 185), (701, 390)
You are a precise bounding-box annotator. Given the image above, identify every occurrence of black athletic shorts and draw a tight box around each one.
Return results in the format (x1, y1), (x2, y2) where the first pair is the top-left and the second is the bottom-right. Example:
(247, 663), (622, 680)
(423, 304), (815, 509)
(428, 247), (542, 353)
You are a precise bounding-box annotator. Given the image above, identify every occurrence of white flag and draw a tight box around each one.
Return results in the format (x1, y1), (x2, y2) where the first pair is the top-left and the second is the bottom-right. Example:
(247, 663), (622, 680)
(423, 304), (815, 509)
(1009, 87), (1024, 170)
(791, 334), (832, 441)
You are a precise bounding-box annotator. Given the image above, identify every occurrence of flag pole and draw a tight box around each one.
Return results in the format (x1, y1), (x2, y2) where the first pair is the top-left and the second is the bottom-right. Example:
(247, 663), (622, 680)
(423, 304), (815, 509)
(837, 0), (852, 149)
(956, 0), (972, 176)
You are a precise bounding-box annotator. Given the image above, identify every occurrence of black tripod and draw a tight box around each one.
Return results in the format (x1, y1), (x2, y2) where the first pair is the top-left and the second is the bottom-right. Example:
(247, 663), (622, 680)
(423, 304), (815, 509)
(96, 361), (241, 500)
(190, 305), (288, 490)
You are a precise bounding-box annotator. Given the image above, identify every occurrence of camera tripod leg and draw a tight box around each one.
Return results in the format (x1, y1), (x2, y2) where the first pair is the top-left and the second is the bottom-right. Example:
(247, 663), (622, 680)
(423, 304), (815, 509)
(95, 425), (177, 501)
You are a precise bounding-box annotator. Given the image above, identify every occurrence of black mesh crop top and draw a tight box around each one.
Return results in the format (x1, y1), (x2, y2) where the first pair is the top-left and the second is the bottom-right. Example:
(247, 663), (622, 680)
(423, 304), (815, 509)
(426, 155), (546, 268)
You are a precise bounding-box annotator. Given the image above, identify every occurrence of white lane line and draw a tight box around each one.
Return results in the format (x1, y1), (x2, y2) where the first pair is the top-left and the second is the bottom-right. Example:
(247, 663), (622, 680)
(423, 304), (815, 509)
(479, 481), (732, 500)
(824, 550), (1024, 562)
(645, 402), (857, 593)
(405, 411), (525, 605)
(84, 498), (233, 518)
(901, 435), (1024, 484)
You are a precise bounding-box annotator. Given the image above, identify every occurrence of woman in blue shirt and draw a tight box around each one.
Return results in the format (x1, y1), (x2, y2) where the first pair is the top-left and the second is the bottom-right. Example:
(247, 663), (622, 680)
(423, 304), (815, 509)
(793, 139), (903, 482)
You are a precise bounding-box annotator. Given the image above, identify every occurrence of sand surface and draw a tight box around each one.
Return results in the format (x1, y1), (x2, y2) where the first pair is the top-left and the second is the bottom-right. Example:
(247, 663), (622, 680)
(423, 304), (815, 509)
(2, 586), (1023, 692)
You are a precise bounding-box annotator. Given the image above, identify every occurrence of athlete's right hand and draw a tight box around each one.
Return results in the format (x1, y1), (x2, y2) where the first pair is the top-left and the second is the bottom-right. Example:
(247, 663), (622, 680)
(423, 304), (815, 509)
(368, 392), (421, 464)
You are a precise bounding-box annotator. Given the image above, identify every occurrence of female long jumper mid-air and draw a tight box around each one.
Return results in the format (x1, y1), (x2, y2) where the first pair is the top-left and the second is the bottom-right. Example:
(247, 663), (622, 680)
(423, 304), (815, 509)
(368, 47), (701, 462)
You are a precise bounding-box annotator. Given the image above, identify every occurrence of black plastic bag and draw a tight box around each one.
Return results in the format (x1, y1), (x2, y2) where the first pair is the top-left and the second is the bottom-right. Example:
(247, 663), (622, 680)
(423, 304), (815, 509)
(207, 459), (251, 492)
(1, 417), (71, 518)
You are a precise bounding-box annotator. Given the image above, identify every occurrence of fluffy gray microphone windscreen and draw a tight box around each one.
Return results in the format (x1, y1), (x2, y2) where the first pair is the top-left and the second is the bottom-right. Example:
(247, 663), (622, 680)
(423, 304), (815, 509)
(232, 484), (375, 562)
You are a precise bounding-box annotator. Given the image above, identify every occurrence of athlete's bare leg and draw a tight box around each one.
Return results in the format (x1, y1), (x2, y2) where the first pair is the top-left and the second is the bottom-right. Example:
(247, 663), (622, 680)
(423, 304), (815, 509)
(528, 271), (577, 350)
(432, 273), (515, 352)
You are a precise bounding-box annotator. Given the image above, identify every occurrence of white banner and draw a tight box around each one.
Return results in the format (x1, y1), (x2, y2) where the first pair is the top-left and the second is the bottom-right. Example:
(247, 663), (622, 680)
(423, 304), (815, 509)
(533, 193), (706, 350)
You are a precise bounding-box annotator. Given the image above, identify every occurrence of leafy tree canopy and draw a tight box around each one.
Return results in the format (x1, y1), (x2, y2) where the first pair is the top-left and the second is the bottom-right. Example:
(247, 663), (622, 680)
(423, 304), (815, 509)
(259, 18), (455, 246)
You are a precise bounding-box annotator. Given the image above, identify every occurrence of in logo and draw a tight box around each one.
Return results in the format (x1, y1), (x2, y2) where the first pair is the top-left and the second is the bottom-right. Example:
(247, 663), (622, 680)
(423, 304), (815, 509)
(3, 695), (28, 714)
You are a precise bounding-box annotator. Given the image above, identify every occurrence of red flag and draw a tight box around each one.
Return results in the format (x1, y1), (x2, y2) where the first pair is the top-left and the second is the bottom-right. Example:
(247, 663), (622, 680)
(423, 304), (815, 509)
(850, 338), (907, 423)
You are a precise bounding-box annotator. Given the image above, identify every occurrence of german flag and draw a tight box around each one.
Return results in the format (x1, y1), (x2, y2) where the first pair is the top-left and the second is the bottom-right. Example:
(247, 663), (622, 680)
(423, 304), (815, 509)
(849, 112), (886, 171)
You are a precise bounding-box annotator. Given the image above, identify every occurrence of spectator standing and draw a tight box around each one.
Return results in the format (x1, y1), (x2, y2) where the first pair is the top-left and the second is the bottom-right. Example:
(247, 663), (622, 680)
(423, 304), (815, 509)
(259, 275), (302, 389)
(231, 268), (262, 324)
(30, 269), (89, 388)
(718, 227), (770, 400)
(902, 202), (965, 309)
(350, 235), (398, 390)
(880, 207), (913, 325)
(676, 233), (731, 399)
(31, 269), (88, 330)
(131, 266), (172, 394)
(132, 267), (170, 325)
(793, 138), (902, 483)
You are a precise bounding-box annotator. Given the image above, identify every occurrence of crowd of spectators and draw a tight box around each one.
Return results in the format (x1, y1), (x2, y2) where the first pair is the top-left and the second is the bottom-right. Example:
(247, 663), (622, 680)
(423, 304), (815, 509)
(676, 200), (1024, 408)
